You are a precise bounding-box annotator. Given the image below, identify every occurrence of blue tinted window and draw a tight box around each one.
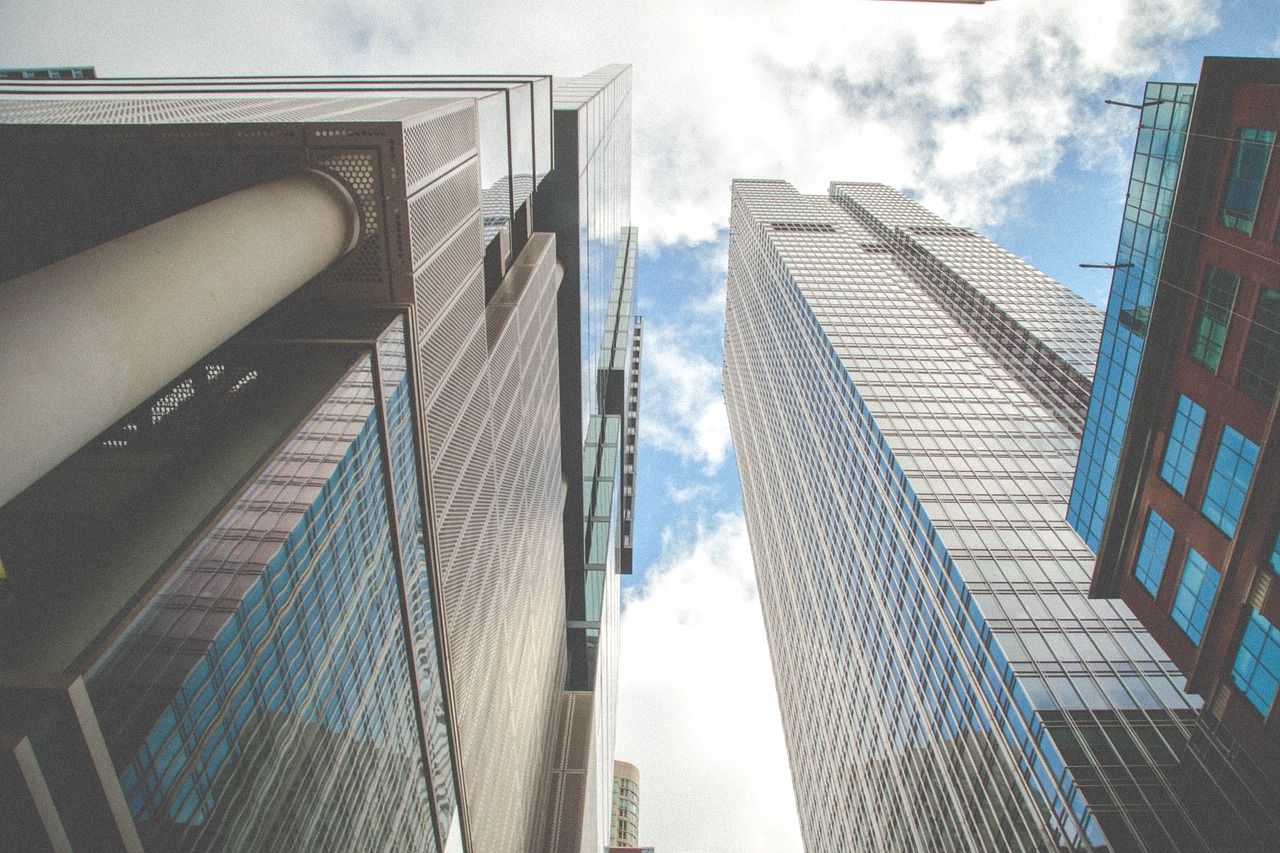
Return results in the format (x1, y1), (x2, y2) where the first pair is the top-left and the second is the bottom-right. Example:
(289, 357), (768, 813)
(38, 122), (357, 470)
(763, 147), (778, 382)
(1221, 128), (1276, 234)
(1160, 395), (1205, 495)
(1202, 426), (1259, 537)
(1231, 609), (1280, 716)
(1068, 82), (1196, 551)
(1133, 510), (1175, 596)
(1171, 549), (1220, 644)
(1272, 530), (1280, 576)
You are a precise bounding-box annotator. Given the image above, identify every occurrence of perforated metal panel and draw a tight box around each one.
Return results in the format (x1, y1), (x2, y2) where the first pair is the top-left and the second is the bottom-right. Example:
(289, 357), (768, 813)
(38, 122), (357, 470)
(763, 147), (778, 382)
(405, 104), (477, 194)
(0, 94), (485, 304)
(409, 161), (481, 270)
(411, 235), (564, 853)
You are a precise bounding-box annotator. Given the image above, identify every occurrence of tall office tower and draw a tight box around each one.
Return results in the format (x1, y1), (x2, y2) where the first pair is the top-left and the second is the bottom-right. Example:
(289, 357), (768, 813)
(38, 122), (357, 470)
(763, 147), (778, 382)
(610, 759), (641, 847)
(533, 67), (639, 853)
(0, 68), (637, 853)
(724, 179), (1271, 851)
(1072, 57), (1280, 821)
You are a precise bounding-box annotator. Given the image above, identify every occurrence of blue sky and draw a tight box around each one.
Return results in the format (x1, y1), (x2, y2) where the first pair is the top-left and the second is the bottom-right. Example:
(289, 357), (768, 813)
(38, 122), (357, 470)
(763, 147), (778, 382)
(3, 0), (1279, 849)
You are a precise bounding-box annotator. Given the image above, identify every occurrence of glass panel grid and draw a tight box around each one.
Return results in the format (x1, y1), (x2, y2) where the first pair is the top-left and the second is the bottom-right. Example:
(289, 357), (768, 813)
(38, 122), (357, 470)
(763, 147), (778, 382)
(1220, 128), (1276, 234)
(1171, 549), (1220, 645)
(84, 355), (438, 852)
(1069, 82), (1196, 550)
(1231, 609), (1280, 716)
(1133, 510), (1175, 597)
(1201, 425), (1259, 537)
(1159, 395), (1205, 495)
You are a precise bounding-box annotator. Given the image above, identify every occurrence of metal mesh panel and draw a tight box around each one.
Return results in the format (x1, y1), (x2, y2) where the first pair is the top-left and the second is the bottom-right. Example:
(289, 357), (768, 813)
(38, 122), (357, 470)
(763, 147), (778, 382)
(0, 96), (382, 125)
(409, 161), (481, 271)
(420, 294), (485, 395)
(324, 99), (446, 123)
(414, 220), (485, 338)
(410, 233), (563, 853)
(405, 105), (478, 194)
(310, 148), (385, 287)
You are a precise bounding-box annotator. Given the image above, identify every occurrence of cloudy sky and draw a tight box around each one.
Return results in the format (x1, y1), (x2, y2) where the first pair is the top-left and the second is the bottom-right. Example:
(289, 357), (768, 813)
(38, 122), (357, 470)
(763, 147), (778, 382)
(4, 0), (1280, 849)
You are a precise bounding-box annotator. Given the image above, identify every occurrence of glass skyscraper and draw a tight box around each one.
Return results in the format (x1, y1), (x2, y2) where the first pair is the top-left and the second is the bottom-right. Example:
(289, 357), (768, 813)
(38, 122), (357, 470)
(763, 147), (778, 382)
(723, 180), (1265, 851)
(0, 69), (637, 853)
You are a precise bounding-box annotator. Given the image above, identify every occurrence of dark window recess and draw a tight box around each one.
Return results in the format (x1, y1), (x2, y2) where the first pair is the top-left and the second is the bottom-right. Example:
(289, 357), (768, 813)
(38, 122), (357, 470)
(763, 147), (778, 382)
(1187, 265), (1239, 372)
(767, 222), (836, 234)
(1118, 304), (1151, 336)
(1237, 287), (1280, 404)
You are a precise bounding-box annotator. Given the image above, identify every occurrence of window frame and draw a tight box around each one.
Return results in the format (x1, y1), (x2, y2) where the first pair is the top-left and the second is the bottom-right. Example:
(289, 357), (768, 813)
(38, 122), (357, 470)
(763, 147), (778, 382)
(1159, 394), (1206, 496)
(1186, 265), (1240, 373)
(1236, 286), (1280, 404)
(1220, 127), (1277, 235)
(1170, 548), (1220, 645)
(1201, 424), (1260, 538)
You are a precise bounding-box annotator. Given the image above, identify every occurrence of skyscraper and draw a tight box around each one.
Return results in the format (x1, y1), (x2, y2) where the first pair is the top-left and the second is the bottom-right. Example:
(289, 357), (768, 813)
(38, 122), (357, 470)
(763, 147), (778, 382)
(0, 68), (638, 853)
(723, 180), (1272, 850)
(532, 66), (638, 853)
(610, 759), (641, 847)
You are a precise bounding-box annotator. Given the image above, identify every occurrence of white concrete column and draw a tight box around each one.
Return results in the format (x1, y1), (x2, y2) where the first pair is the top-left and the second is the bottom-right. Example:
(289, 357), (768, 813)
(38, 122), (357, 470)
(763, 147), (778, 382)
(0, 170), (361, 508)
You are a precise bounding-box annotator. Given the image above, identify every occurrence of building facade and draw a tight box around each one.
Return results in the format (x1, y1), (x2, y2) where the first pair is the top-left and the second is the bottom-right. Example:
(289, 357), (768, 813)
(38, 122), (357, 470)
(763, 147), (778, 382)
(0, 68), (637, 853)
(723, 179), (1274, 850)
(610, 759), (641, 847)
(531, 66), (640, 853)
(1074, 57), (1280, 795)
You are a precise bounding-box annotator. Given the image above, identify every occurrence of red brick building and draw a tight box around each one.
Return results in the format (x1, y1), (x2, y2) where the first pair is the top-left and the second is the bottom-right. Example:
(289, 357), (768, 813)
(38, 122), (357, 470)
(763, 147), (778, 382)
(1093, 57), (1280, 787)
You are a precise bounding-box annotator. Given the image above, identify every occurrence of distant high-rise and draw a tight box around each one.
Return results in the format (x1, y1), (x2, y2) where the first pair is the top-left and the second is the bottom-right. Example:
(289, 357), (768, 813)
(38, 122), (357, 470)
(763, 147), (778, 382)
(0, 67), (639, 853)
(610, 759), (641, 847)
(724, 179), (1275, 850)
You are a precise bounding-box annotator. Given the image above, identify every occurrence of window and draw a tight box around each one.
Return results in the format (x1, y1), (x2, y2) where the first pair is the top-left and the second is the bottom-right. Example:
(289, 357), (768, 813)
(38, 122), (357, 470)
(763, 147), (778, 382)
(1220, 128), (1276, 234)
(1237, 288), (1280, 404)
(1202, 425), (1259, 537)
(1231, 609), (1280, 717)
(1133, 510), (1175, 596)
(1171, 549), (1220, 644)
(1160, 395), (1205, 495)
(1187, 266), (1239, 372)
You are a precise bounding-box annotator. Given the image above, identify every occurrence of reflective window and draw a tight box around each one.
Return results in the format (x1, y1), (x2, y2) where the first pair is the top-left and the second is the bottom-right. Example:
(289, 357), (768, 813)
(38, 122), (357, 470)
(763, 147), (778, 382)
(1237, 287), (1280, 404)
(1202, 425), (1259, 537)
(1133, 510), (1175, 597)
(1171, 549), (1220, 644)
(1220, 128), (1276, 234)
(1231, 609), (1280, 716)
(84, 353), (441, 851)
(1187, 266), (1239, 372)
(1160, 395), (1205, 495)
(1069, 82), (1195, 551)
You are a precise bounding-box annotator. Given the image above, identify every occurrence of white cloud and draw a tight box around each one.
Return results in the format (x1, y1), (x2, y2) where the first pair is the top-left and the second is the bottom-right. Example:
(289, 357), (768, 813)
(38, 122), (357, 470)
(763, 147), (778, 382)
(0, 2), (1223, 848)
(617, 513), (802, 853)
(666, 480), (715, 504)
(0, 0), (1218, 243)
(641, 323), (732, 473)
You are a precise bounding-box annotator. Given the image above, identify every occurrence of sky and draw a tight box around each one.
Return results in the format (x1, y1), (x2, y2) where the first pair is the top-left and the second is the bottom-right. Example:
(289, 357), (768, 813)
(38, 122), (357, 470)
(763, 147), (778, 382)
(3, 0), (1279, 850)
